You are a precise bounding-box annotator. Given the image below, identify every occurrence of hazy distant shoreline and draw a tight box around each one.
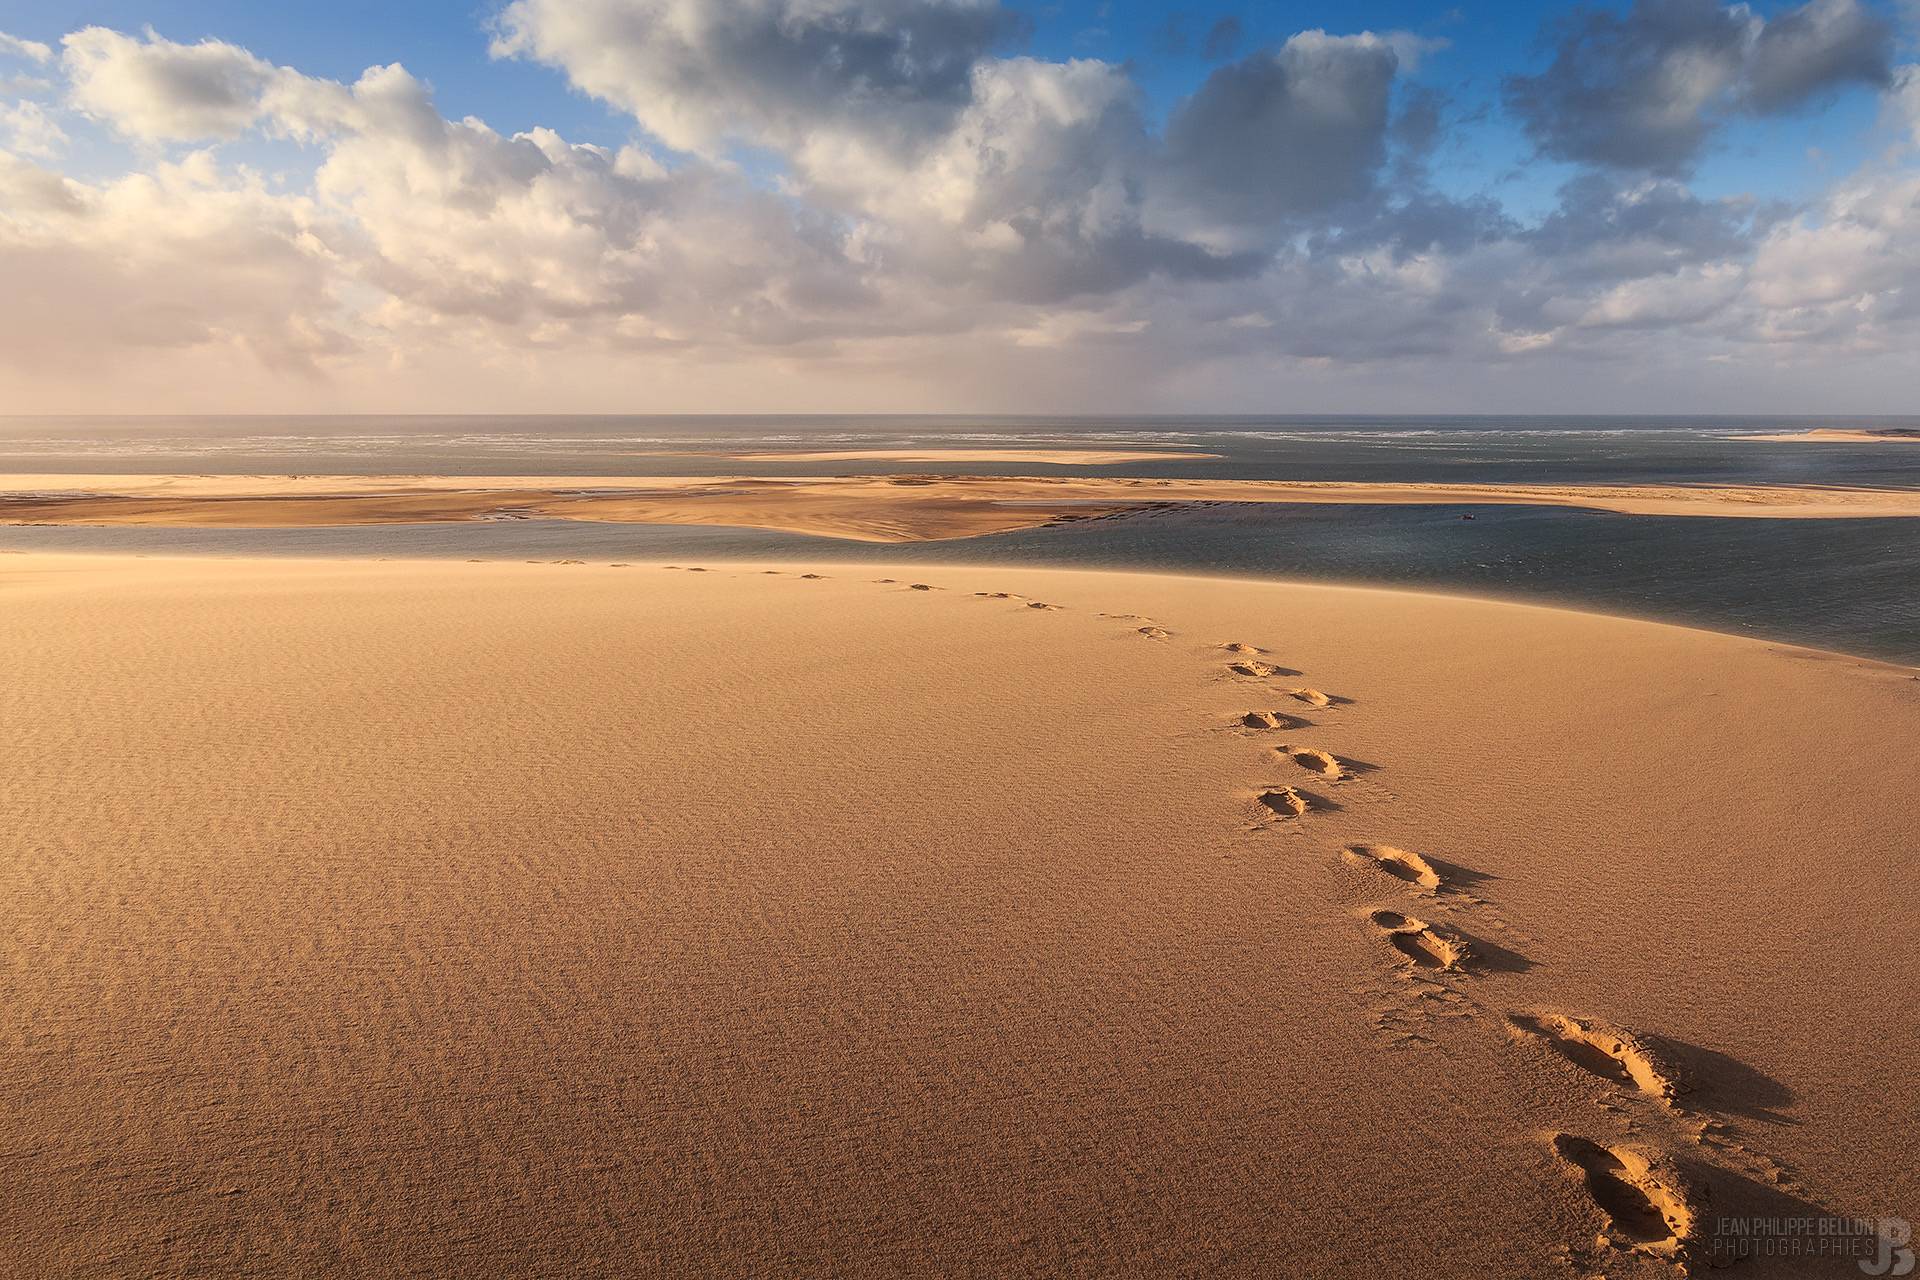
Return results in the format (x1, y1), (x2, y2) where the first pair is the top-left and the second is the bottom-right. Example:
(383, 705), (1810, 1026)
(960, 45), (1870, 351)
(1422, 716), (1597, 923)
(1732, 427), (1920, 444)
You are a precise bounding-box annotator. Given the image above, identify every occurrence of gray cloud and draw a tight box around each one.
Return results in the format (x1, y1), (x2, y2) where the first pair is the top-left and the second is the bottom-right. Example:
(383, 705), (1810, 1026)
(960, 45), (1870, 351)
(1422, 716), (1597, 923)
(490, 4), (1440, 300)
(1526, 173), (1758, 278)
(490, 0), (1023, 158)
(1203, 16), (1244, 62)
(62, 26), (278, 140)
(1504, 0), (1892, 174)
(1743, 0), (1893, 110)
(1157, 32), (1403, 231)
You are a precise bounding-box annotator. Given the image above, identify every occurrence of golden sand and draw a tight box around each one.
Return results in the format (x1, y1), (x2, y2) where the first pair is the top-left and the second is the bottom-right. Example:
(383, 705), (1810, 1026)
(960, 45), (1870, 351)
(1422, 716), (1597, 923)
(6, 472), (1920, 543)
(2, 553), (1914, 1275)
(1733, 429), (1920, 444)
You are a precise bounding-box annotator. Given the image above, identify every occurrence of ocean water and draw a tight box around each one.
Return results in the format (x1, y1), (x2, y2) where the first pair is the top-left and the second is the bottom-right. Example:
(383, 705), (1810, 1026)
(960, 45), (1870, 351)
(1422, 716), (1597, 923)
(3, 415), (1918, 663)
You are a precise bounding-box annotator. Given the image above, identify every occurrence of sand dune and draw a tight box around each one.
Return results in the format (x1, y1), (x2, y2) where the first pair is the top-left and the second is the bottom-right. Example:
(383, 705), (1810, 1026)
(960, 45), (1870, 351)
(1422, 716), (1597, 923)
(6, 471), (1920, 543)
(1, 554), (1915, 1276)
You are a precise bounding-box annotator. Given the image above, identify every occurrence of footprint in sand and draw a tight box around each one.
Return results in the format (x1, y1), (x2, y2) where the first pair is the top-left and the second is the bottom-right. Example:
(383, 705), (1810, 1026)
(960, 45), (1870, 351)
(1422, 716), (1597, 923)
(1221, 642), (1264, 654)
(1137, 625), (1170, 639)
(1283, 687), (1336, 708)
(1256, 786), (1312, 819)
(1550, 1135), (1697, 1259)
(611, 563), (631, 567)
(1367, 909), (1470, 971)
(799, 573), (826, 580)
(1228, 659), (1297, 678)
(1344, 845), (1443, 892)
(1238, 710), (1307, 731)
(1275, 744), (1348, 780)
(909, 583), (936, 591)
(874, 578), (897, 584)
(1027, 601), (1058, 610)
(976, 591), (1012, 598)
(1508, 1013), (1686, 1104)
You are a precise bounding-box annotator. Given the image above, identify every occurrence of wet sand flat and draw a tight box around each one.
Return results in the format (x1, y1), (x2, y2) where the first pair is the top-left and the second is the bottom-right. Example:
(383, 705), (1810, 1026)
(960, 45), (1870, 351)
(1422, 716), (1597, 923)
(724, 449), (1222, 464)
(6, 473), (1920, 544)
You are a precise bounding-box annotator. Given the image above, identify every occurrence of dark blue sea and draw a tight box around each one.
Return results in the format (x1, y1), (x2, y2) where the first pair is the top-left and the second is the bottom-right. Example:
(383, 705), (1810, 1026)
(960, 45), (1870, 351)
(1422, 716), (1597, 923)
(2, 415), (1916, 663)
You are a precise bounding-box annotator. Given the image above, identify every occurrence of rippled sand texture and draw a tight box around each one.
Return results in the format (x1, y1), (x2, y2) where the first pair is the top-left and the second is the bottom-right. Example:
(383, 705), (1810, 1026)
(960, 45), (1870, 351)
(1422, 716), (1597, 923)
(2, 555), (1915, 1276)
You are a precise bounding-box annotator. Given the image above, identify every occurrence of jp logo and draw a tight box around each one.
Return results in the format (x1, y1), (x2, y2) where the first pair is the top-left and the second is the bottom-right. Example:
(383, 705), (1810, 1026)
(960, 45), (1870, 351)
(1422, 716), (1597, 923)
(1862, 1217), (1915, 1276)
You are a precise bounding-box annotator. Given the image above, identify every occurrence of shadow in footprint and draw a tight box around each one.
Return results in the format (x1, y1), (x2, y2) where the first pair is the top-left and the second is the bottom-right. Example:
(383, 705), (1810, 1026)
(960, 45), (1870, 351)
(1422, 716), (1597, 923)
(1280, 747), (1387, 781)
(1551, 1135), (1695, 1255)
(1239, 710), (1311, 732)
(1424, 856), (1497, 892)
(1368, 909), (1468, 971)
(1257, 787), (1309, 818)
(1291, 787), (1343, 814)
(1345, 845), (1443, 892)
(1386, 931), (1453, 970)
(1511, 1013), (1677, 1099)
(1279, 686), (1350, 709)
(1449, 927), (1533, 974)
(1228, 660), (1304, 678)
(1641, 1035), (1799, 1125)
(1275, 745), (1346, 779)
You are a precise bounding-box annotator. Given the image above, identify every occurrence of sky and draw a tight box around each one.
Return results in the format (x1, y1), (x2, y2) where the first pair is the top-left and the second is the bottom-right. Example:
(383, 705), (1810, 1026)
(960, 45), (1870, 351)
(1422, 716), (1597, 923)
(0, 0), (1916, 414)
